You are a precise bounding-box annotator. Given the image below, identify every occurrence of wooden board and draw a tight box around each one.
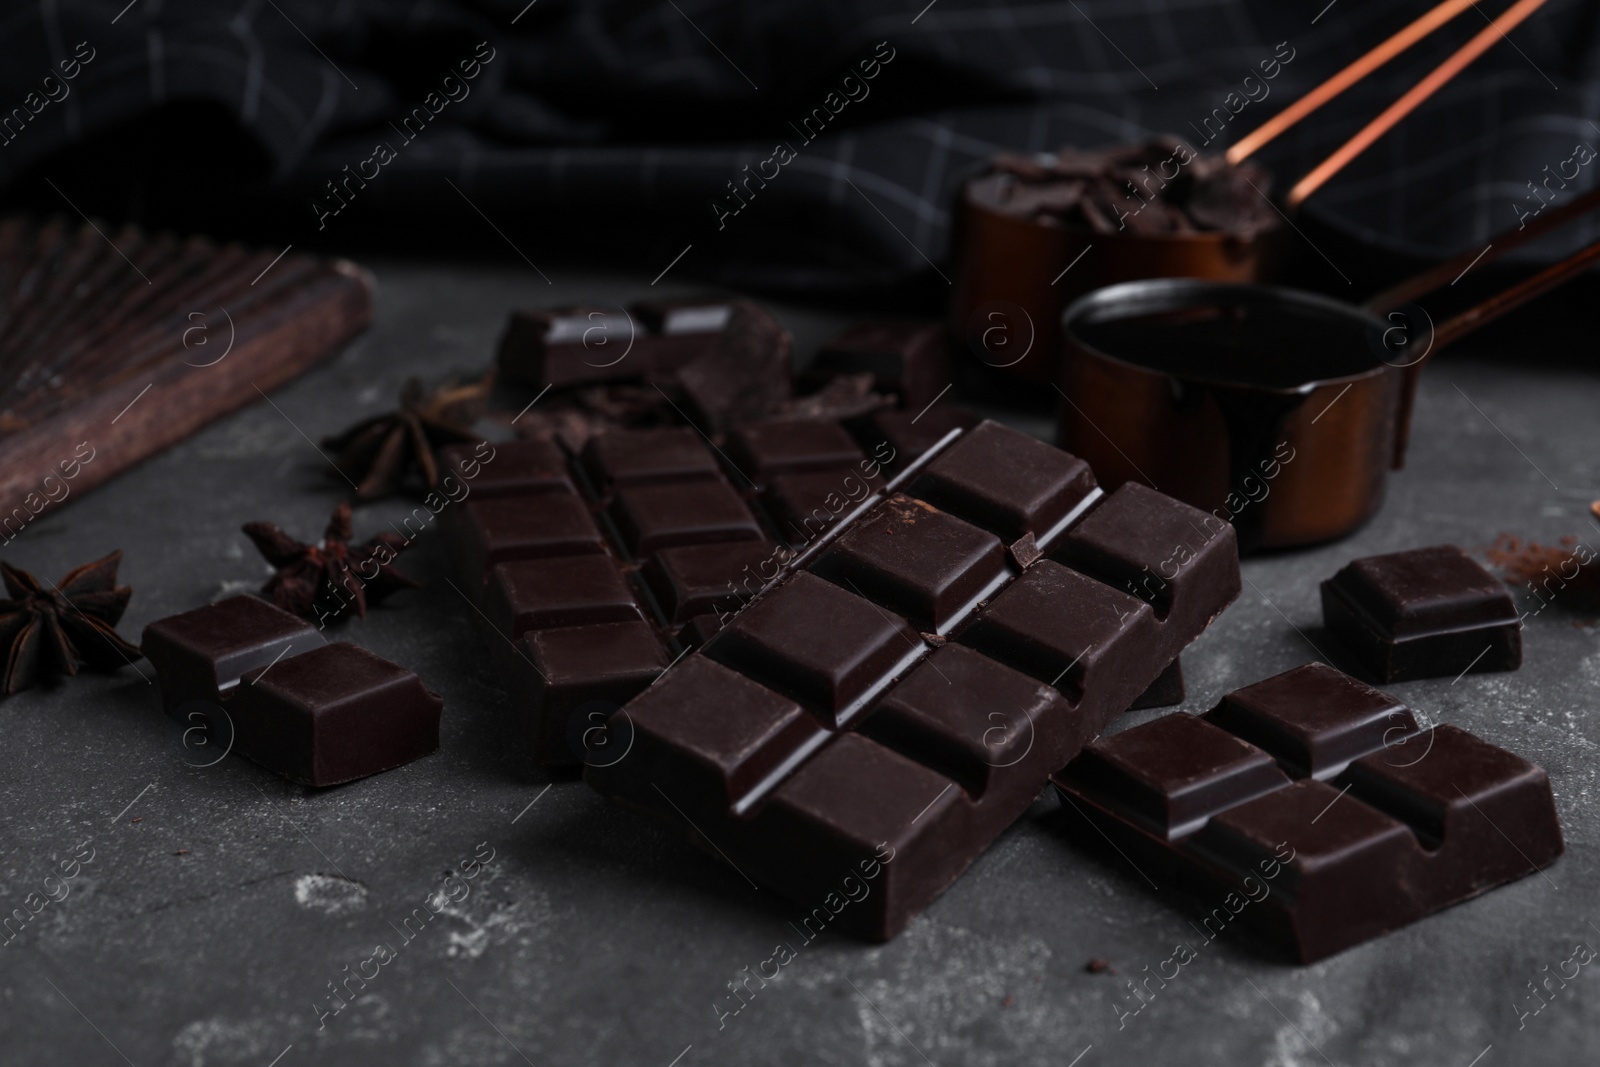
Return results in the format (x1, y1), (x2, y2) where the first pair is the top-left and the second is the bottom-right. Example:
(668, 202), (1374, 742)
(0, 217), (374, 537)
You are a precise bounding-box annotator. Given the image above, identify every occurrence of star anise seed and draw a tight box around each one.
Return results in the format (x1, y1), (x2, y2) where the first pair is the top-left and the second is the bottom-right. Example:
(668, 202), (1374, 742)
(242, 503), (417, 622)
(0, 550), (143, 696)
(322, 371), (494, 499)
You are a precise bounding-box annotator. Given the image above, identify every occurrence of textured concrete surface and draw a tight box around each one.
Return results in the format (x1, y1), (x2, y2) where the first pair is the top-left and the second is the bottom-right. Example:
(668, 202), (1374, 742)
(0, 260), (1596, 1067)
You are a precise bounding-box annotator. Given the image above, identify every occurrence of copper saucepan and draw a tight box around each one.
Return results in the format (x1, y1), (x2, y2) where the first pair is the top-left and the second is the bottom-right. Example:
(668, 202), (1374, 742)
(950, 0), (1550, 386)
(1055, 204), (1600, 551)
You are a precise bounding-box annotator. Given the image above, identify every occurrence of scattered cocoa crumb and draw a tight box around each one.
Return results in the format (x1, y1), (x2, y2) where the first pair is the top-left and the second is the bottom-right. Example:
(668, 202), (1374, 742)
(1002, 994), (1014, 1008)
(1482, 534), (1600, 613)
(921, 632), (946, 648)
(130, 817), (141, 824)
(1086, 957), (1113, 974)
(173, 849), (189, 856)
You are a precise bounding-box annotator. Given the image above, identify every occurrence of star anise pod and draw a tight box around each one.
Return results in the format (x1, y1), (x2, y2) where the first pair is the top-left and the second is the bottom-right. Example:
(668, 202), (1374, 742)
(0, 550), (143, 696)
(242, 503), (417, 622)
(322, 371), (494, 499)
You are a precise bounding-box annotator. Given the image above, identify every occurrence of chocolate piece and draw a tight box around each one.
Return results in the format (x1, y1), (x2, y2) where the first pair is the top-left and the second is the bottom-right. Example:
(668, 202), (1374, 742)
(458, 494), (607, 595)
(909, 421), (1097, 545)
(142, 595), (325, 716)
(1321, 544), (1522, 683)
(674, 301), (793, 432)
(580, 426), (722, 491)
(484, 556), (642, 642)
(497, 307), (649, 388)
(640, 541), (783, 625)
(439, 439), (571, 499)
(608, 479), (765, 558)
(511, 620), (669, 767)
(588, 423), (1241, 939)
(142, 596), (441, 785)
(229, 643), (443, 787)
(762, 468), (884, 543)
(811, 494), (1008, 633)
(1052, 663), (1564, 962)
(863, 406), (980, 473)
(725, 420), (865, 482)
(802, 322), (948, 410)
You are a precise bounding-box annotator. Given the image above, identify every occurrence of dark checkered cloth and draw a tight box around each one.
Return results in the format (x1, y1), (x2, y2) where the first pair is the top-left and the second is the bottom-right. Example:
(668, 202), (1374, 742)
(1, 0), (1594, 294)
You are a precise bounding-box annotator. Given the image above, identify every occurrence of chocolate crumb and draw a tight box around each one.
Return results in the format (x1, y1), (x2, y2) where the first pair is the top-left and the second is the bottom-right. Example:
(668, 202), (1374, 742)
(1086, 957), (1112, 974)
(921, 632), (947, 648)
(1009, 533), (1042, 568)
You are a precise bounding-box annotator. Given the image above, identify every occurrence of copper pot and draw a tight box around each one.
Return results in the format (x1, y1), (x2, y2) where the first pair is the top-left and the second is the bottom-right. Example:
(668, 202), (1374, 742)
(949, 172), (1281, 385)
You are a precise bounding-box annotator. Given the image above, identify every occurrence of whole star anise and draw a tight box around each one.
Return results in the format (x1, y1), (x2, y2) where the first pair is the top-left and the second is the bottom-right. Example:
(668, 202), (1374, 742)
(322, 371), (494, 499)
(242, 503), (417, 622)
(0, 550), (143, 695)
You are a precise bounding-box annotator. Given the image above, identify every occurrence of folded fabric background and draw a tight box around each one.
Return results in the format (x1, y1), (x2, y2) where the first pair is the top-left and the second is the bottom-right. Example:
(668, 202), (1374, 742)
(0, 0), (1593, 294)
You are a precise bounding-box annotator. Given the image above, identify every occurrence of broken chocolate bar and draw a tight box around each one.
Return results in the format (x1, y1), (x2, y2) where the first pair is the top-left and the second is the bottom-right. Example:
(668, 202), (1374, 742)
(1052, 662), (1563, 962)
(586, 421), (1240, 939)
(142, 596), (442, 786)
(1321, 544), (1522, 683)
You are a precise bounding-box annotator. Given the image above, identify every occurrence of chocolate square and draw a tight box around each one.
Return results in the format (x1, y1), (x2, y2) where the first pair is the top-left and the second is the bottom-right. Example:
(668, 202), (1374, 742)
(608, 479), (763, 558)
(1320, 544), (1522, 683)
(580, 426), (723, 492)
(725, 420), (864, 481)
(812, 494), (1008, 633)
(458, 495), (606, 595)
(438, 439), (572, 498)
(640, 541), (781, 625)
(514, 621), (669, 768)
(908, 421), (1096, 542)
(484, 556), (641, 641)
(227, 642), (443, 787)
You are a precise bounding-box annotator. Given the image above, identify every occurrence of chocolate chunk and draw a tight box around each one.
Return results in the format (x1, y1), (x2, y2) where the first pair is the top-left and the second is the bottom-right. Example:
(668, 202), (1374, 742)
(909, 421), (1098, 544)
(674, 301), (793, 432)
(484, 556), (642, 642)
(498, 307), (643, 388)
(142, 596), (440, 785)
(704, 571), (924, 727)
(587, 419), (1242, 939)
(811, 494), (1008, 633)
(725, 420), (865, 482)
(580, 426), (723, 493)
(1053, 662), (1564, 962)
(1321, 544), (1522, 683)
(458, 494), (607, 597)
(640, 541), (781, 625)
(439, 439), (572, 499)
(229, 643), (443, 787)
(608, 479), (764, 558)
(802, 322), (948, 410)
(512, 621), (669, 768)
(142, 595), (325, 715)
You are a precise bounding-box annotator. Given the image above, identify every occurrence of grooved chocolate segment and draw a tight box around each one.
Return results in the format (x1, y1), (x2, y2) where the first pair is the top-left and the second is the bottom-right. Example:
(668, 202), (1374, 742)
(1053, 663), (1565, 962)
(1204, 662), (1414, 778)
(861, 643), (1068, 798)
(865, 407), (979, 473)
(641, 541), (783, 625)
(230, 643), (443, 787)
(1321, 544), (1522, 683)
(514, 621), (668, 768)
(813, 494), (1007, 633)
(484, 556), (641, 641)
(581, 427), (723, 492)
(626, 657), (825, 814)
(704, 572), (923, 726)
(459, 495), (606, 595)
(763, 468), (884, 543)
(909, 421), (1096, 542)
(439, 440), (572, 498)
(726, 420), (865, 480)
(1052, 481), (1236, 621)
(608, 479), (764, 558)
(960, 560), (1155, 701)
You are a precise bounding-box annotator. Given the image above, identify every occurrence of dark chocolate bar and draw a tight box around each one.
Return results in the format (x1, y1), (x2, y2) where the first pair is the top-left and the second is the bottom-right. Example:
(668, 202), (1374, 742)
(1052, 662), (1563, 962)
(1321, 544), (1522, 683)
(586, 421), (1240, 939)
(142, 596), (442, 786)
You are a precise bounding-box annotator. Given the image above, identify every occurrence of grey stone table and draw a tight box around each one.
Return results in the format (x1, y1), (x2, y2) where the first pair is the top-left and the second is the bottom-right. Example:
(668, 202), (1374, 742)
(1, 261), (1595, 1067)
